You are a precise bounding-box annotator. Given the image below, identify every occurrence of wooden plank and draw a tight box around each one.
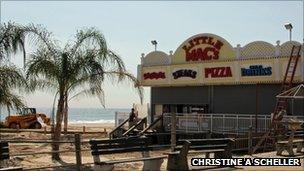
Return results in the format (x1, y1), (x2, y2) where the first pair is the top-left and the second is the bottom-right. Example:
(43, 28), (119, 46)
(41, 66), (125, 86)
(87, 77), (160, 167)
(0, 128), (106, 135)
(0, 167), (23, 171)
(90, 137), (153, 150)
(277, 139), (304, 144)
(10, 150), (75, 157)
(97, 156), (167, 165)
(89, 136), (148, 144)
(91, 146), (149, 155)
(90, 137), (150, 147)
(0, 141), (9, 160)
(163, 149), (224, 155)
(188, 149), (225, 154)
(189, 145), (227, 150)
(0, 147), (9, 153)
(0, 141), (8, 147)
(179, 138), (234, 141)
(91, 142), (147, 150)
(178, 141), (231, 146)
(146, 144), (171, 150)
(174, 144), (227, 151)
(91, 138), (147, 145)
(22, 164), (76, 170)
(92, 144), (169, 152)
(5, 140), (73, 144)
(178, 138), (234, 145)
(0, 154), (10, 160)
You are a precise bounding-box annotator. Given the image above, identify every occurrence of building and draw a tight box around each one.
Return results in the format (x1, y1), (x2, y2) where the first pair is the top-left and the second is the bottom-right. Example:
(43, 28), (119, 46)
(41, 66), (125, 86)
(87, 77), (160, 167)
(137, 33), (304, 122)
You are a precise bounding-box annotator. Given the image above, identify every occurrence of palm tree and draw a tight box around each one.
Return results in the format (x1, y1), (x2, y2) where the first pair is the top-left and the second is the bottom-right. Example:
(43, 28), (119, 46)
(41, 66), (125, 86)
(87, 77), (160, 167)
(0, 22), (45, 115)
(0, 22), (56, 114)
(26, 28), (143, 160)
(0, 65), (26, 115)
(0, 22), (28, 113)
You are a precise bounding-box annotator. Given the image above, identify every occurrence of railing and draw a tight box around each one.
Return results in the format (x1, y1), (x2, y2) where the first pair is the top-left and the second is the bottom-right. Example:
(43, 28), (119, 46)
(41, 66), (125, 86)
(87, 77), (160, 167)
(140, 114), (163, 135)
(162, 113), (304, 135)
(122, 117), (147, 136)
(109, 118), (129, 139)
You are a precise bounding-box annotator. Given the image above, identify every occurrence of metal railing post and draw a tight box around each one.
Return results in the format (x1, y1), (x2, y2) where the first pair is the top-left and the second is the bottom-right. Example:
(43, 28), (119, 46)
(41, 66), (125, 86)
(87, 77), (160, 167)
(248, 126), (253, 155)
(223, 115), (225, 133)
(250, 115), (253, 131)
(264, 115), (267, 132)
(236, 115), (239, 135)
(198, 114), (200, 132)
(210, 114), (213, 132)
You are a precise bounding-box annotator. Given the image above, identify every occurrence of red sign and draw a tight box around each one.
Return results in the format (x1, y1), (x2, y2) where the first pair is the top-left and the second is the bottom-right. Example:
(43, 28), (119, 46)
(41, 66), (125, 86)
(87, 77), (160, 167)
(143, 72), (166, 80)
(182, 36), (224, 62)
(205, 67), (232, 78)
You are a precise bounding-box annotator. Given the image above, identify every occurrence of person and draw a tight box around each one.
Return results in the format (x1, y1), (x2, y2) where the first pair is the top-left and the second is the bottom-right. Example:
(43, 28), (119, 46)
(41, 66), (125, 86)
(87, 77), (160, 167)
(129, 108), (136, 128)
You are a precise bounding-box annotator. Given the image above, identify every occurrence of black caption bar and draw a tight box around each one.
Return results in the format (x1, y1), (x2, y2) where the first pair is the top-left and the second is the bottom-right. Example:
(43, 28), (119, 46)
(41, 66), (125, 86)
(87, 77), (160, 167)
(191, 158), (301, 166)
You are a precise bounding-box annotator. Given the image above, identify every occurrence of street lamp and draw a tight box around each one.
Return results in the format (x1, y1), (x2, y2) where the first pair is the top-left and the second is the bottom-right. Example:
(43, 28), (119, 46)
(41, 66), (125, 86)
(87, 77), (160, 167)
(284, 23), (293, 41)
(151, 40), (157, 51)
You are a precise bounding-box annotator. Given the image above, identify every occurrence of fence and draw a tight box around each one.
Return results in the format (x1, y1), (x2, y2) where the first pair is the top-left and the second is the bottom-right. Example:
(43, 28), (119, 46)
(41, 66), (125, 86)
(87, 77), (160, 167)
(0, 126), (107, 135)
(0, 133), (97, 171)
(162, 113), (304, 135)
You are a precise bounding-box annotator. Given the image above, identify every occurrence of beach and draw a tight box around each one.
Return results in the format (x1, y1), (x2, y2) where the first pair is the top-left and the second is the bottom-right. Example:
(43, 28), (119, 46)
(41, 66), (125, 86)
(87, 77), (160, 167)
(1, 123), (303, 171)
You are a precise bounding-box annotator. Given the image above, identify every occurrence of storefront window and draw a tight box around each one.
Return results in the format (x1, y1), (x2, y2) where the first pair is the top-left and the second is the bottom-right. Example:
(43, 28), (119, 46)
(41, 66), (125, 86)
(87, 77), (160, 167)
(161, 104), (209, 114)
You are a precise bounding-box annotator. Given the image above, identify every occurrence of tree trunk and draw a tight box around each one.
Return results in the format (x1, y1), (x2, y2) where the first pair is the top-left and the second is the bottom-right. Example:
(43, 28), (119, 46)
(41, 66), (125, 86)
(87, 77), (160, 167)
(52, 93), (65, 161)
(63, 94), (68, 133)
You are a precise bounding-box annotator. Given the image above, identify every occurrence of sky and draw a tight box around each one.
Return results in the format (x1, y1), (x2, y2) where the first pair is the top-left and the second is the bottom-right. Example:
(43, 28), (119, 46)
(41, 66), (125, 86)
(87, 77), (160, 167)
(0, 1), (303, 109)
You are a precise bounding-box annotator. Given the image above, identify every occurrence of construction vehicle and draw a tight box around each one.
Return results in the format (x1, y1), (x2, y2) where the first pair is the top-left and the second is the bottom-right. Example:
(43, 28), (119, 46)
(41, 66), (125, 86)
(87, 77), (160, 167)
(5, 108), (50, 129)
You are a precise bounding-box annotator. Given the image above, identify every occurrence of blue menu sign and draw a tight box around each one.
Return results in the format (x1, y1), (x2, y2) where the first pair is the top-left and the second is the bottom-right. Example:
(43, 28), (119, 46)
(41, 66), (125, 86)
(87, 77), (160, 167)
(241, 65), (272, 76)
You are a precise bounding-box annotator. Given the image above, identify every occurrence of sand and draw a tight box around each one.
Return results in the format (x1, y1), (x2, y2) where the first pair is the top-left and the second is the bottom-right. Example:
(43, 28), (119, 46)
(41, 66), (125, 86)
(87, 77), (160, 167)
(0, 123), (303, 170)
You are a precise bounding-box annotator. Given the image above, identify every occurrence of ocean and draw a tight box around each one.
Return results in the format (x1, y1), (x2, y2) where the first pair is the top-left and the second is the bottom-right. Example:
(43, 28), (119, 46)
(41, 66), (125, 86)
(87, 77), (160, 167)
(0, 107), (130, 124)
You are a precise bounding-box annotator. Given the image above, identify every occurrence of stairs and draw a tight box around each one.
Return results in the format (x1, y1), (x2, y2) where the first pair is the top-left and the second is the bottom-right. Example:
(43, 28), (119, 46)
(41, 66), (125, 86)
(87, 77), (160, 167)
(122, 117), (147, 136)
(109, 117), (147, 139)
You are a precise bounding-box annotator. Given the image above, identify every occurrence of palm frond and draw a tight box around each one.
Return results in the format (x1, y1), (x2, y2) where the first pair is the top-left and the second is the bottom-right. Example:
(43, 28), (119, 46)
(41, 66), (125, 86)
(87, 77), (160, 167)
(26, 49), (59, 82)
(104, 71), (143, 104)
(69, 28), (107, 58)
(0, 22), (26, 60)
(22, 23), (58, 57)
(67, 50), (106, 92)
(106, 50), (126, 79)
(69, 84), (105, 107)
(0, 22), (57, 63)
(0, 88), (26, 112)
(27, 78), (58, 93)
(0, 64), (26, 88)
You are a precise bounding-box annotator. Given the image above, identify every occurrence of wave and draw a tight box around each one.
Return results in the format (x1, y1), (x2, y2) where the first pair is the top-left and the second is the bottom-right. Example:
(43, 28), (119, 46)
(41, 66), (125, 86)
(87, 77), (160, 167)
(69, 119), (115, 124)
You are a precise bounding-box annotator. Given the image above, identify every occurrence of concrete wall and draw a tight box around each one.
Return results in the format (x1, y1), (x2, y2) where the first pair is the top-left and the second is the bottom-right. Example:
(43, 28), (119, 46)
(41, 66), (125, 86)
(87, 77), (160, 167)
(151, 84), (304, 116)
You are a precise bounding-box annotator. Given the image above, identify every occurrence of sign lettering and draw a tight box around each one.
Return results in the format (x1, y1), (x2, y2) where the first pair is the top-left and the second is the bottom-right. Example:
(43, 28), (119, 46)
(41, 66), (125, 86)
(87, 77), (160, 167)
(173, 69), (197, 79)
(205, 67), (232, 78)
(241, 65), (272, 76)
(182, 36), (224, 62)
(143, 72), (165, 80)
